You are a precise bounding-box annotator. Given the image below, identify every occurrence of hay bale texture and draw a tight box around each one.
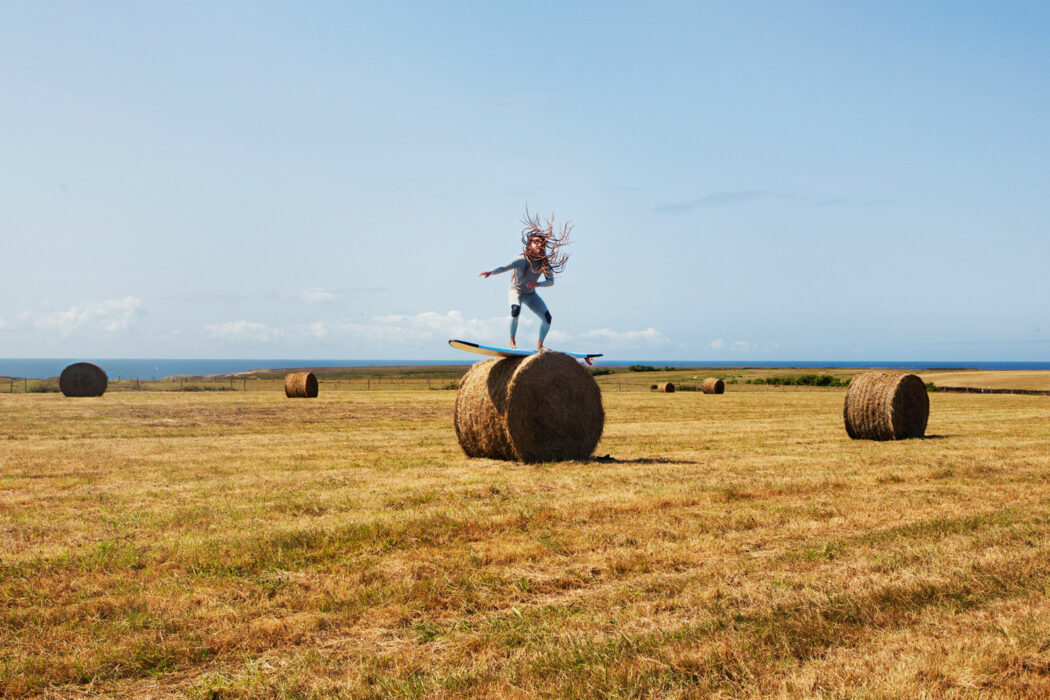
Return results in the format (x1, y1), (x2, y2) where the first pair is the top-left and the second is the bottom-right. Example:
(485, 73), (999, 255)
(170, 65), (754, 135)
(284, 372), (319, 398)
(843, 371), (929, 440)
(454, 352), (604, 462)
(59, 362), (108, 397)
(655, 382), (675, 393)
(702, 378), (725, 394)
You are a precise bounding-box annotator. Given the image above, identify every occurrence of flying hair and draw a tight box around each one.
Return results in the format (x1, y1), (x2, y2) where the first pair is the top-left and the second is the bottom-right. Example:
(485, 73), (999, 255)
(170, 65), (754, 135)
(520, 206), (572, 275)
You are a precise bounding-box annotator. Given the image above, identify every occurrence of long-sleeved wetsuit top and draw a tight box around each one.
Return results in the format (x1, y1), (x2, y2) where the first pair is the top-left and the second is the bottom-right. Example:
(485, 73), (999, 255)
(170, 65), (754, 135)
(487, 257), (554, 295)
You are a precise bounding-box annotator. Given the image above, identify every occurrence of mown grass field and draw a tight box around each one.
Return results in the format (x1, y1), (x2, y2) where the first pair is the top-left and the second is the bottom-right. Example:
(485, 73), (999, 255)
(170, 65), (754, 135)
(2, 374), (1050, 698)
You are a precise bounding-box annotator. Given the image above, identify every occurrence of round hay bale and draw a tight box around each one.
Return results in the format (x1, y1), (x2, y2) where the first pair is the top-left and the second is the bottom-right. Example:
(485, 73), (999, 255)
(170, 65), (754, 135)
(59, 362), (108, 397)
(284, 372), (318, 398)
(654, 382), (675, 393)
(702, 378), (725, 394)
(454, 352), (604, 462)
(843, 371), (928, 440)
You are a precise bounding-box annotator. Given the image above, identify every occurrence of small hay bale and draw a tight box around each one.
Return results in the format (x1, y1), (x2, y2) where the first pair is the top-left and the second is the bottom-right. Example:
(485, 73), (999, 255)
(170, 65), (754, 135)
(702, 378), (725, 394)
(654, 382), (675, 393)
(454, 352), (604, 462)
(284, 372), (319, 398)
(843, 371), (928, 440)
(59, 362), (108, 397)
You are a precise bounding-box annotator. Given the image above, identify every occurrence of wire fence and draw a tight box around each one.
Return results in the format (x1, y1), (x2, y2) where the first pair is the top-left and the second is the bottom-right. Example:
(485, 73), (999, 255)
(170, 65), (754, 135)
(0, 375), (851, 395)
(0, 376), (462, 394)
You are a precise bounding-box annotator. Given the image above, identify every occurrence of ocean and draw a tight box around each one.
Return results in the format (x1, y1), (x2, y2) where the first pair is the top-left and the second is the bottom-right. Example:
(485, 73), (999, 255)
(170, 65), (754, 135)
(2, 358), (1050, 380)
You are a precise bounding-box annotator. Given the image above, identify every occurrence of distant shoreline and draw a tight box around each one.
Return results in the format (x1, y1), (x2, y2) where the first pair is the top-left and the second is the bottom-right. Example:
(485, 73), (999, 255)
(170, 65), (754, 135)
(3, 358), (1050, 380)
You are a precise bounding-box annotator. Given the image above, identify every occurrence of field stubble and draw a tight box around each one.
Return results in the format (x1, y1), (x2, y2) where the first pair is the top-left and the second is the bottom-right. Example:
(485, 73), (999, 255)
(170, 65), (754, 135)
(1, 385), (1050, 698)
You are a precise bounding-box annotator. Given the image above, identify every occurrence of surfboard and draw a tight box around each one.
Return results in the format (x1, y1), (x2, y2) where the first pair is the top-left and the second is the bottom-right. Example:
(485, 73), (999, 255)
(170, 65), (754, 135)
(448, 339), (602, 365)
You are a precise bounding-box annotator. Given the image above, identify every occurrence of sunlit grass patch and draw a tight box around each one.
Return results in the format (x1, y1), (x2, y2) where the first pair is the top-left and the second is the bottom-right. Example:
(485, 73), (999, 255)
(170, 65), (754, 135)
(2, 384), (1049, 696)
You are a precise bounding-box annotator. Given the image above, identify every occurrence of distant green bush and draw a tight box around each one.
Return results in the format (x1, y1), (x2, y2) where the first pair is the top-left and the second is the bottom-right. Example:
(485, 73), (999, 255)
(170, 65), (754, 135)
(747, 374), (849, 388)
(628, 365), (658, 372)
(173, 385), (235, 392)
(590, 368), (612, 376)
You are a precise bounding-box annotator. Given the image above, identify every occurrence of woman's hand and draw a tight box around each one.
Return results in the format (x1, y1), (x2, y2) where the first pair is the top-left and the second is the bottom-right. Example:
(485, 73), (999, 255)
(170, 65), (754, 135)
(525, 280), (537, 289)
(478, 271), (491, 278)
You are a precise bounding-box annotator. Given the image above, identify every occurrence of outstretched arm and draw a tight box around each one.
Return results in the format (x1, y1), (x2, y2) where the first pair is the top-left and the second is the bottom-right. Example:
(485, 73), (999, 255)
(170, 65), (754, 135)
(479, 260), (519, 278)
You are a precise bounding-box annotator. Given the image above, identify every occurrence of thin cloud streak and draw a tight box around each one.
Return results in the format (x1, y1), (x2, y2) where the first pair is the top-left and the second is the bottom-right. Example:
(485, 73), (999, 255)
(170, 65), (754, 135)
(653, 190), (775, 214)
(654, 191), (894, 214)
(159, 288), (387, 304)
(203, 320), (284, 342)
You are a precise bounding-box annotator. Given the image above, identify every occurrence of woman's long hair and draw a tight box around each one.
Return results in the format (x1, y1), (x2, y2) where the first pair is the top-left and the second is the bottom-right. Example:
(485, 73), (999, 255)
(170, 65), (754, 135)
(520, 207), (572, 275)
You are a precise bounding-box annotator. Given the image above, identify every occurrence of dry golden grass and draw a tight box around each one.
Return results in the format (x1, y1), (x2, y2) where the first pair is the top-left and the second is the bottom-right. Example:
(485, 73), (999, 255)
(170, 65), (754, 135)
(2, 381), (1050, 698)
(917, 370), (1050, 392)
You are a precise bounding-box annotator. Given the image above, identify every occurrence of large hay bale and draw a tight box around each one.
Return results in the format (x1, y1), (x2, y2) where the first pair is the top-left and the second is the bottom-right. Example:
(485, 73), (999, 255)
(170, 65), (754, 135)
(702, 377), (725, 394)
(284, 372), (319, 398)
(59, 362), (108, 397)
(654, 382), (675, 393)
(454, 352), (604, 462)
(843, 371), (929, 440)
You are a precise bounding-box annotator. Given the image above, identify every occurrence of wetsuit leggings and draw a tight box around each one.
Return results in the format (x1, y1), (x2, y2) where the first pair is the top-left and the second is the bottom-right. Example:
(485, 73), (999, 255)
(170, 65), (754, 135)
(510, 291), (551, 344)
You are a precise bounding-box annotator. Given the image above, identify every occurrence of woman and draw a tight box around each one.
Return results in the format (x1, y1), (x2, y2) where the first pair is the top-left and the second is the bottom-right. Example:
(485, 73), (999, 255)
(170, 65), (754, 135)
(479, 209), (572, 350)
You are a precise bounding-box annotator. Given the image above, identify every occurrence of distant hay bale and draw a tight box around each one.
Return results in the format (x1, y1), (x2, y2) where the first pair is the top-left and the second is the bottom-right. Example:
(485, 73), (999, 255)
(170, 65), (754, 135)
(843, 371), (928, 440)
(284, 372), (319, 398)
(454, 352), (604, 462)
(654, 382), (675, 393)
(59, 362), (108, 397)
(702, 378), (725, 394)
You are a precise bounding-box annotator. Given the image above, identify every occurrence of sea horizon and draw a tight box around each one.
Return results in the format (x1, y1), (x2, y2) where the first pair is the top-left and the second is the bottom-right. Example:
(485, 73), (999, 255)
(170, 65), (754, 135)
(2, 358), (1050, 380)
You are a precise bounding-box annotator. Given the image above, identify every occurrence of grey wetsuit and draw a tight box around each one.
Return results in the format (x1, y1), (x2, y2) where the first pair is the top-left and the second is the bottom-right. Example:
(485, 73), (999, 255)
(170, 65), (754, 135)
(487, 257), (554, 342)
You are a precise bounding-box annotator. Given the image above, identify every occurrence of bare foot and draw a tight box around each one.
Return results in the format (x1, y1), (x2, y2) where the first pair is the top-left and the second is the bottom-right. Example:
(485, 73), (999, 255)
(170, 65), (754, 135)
(509, 339), (517, 349)
(536, 343), (548, 352)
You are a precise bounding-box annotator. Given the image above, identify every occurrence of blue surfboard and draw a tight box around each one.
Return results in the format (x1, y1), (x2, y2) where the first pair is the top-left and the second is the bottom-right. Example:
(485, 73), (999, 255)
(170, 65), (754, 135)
(449, 339), (602, 365)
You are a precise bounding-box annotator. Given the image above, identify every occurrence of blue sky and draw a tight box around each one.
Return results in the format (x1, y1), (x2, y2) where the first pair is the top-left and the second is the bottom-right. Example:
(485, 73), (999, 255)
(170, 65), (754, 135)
(2, 1), (1048, 361)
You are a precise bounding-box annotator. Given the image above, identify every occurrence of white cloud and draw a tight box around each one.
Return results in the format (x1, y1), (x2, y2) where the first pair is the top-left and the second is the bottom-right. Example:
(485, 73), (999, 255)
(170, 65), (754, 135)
(544, 329), (572, 344)
(284, 288), (343, 304)
(309, 310), (508, 346)
(709, 338), (725, 350)
(17, 297), (143, 335)
(579, 327), (670, 347)
(732, 340), (752, 352)
(201, 312), (671, 354)
(203, 320), (284, 342)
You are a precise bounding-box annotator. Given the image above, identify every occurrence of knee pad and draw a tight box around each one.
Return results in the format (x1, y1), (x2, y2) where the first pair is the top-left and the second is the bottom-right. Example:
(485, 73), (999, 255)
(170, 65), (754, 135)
(510, 305), (521, 318)
(544, 311), (552, 324)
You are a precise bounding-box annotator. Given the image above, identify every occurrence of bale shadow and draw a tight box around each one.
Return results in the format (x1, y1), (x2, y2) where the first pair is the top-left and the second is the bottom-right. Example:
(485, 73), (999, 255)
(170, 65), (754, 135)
(588, 454), (702, 466)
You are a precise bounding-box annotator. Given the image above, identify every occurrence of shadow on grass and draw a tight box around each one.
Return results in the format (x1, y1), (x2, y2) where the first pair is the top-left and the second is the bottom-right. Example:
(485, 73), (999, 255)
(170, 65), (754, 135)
(588, 454), (702, 466)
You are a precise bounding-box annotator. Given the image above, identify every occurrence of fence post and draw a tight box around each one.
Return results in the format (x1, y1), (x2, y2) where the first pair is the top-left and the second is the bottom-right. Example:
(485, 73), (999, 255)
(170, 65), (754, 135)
(243, 378), (247, 391)
(24, 378), (27, 392)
